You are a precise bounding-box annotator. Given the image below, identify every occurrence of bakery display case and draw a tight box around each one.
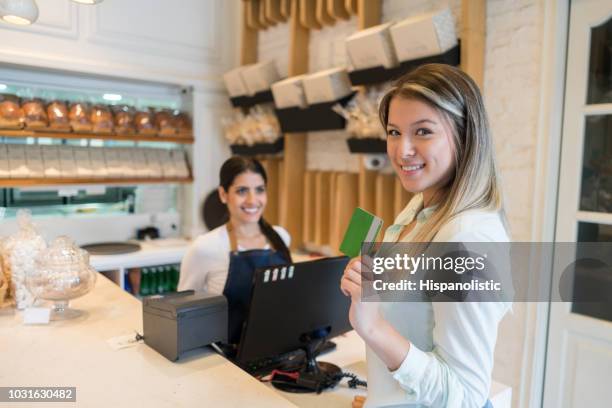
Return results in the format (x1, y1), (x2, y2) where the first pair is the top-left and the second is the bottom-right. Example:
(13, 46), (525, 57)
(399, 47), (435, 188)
(0, 84), (194, 188)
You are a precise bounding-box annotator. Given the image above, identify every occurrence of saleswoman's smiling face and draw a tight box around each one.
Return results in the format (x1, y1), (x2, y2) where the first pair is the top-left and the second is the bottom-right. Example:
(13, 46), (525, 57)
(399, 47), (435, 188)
(219, 171), (267, 224)
(386, 97), (456, 196)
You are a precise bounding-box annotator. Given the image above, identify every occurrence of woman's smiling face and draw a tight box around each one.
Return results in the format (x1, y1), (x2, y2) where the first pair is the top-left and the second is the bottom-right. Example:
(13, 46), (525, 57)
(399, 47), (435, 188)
(386, 97), (456, 197)
(218, 171), (267, 224)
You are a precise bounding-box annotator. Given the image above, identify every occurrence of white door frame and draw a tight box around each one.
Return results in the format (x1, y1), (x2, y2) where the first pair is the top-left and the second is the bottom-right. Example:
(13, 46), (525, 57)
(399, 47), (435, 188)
(524, 0), (570, 406)
(540, 0), (612, 406)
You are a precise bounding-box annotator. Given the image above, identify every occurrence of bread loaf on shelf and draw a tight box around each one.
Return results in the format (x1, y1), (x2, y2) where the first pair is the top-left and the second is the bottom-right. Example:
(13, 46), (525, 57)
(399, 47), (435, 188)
(90, 104), (114, 134)
(113, 105), (136, 135)
(134, 109), (157, 135)
(22, 98), (48, 129)
(0, 94), (25, 129)
(46, 100), (71, 131)
(172, 111), (192, 136)
(68, 102), (93, 132)
(154, 109), (176, 136)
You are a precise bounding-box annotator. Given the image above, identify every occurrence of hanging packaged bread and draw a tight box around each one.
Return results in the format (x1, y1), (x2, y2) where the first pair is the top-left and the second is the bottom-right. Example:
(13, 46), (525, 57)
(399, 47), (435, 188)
(22, 98), (48, 129)
(113, 105), (136, 135)
(172, 110), (192, 137)
(90, 104), (114, 134)
(46, 100), (71, 132)
(154, 109), (177, 136)
(69, 101), (93, 132)
(0, 94), (25, 129)
(134, 109), (157, 135)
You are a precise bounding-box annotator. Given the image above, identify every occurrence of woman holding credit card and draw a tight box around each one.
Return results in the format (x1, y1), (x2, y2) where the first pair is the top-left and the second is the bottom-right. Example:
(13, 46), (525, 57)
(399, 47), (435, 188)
(340, 64), (510, 408)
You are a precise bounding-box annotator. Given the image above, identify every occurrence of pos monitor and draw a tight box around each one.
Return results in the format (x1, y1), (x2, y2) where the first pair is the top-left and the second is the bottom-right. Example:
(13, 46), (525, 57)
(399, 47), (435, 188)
(236, 256), (352, 392)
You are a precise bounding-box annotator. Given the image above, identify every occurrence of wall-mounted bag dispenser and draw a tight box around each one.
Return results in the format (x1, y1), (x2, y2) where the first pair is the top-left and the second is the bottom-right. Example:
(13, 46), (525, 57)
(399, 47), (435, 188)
(346, 22), (398, 70)
(143, 290), (228, 361)
(390, 8), (458, 62)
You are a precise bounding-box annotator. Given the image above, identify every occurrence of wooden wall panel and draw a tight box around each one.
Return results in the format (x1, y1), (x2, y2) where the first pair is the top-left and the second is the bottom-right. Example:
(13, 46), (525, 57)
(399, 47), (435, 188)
(330, 172), (359, 252)
(280, 0), (291, 19)
(241, 1), (259, 64)
(302, 171), (317, 244)
(358, 164), (377, 214)
(314, 171), (332, 245)
(261, 159), (280, 225)
(316, 0), (335, 26)
(265, 0), (285, 23)
(375, 173), (395, 229)
(328, 0), (350, 20)
(345, 0), (357, 15)
(357, 0), (380, 30)
(300, 0), (321, 29)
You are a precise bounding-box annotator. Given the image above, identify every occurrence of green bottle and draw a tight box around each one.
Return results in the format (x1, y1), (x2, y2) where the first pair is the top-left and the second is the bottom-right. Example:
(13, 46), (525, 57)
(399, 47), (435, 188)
(157, 266), (166, 294)
(150, 267), (158, 295)
(172, 264), (180, 291)
(140, 268), (150, 296)
(163, 266), (172, 293)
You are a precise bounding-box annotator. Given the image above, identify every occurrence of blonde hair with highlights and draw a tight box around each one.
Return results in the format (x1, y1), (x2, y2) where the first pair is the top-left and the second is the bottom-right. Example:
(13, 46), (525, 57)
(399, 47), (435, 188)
(379, 63), (507, 242)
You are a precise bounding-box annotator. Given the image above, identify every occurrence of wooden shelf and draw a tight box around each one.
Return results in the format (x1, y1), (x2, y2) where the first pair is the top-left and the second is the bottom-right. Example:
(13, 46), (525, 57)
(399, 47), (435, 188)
(0, 177), (193, 187)
(0, 129), (194, 144)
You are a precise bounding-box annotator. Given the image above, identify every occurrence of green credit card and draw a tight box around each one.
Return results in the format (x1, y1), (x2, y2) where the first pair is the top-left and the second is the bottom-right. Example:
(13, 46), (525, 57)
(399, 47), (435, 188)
(339, 207), (383, 258)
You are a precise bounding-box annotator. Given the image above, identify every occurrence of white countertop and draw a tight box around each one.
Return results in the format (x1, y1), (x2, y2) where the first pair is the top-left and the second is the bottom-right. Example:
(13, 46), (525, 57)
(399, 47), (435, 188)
(0, 272), (511, 408)
(0, 275), (295, 408)
(89, 238), (190, 271)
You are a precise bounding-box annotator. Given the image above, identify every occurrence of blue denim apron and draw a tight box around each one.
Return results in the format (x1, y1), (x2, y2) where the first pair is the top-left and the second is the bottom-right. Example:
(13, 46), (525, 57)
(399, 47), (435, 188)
(223, 248), (288, 344)
(222, 223), (290, 345)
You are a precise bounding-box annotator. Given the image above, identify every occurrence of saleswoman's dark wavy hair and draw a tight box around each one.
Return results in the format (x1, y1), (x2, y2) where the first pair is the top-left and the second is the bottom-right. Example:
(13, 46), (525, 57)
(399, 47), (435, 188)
(219, 156), (292, 262)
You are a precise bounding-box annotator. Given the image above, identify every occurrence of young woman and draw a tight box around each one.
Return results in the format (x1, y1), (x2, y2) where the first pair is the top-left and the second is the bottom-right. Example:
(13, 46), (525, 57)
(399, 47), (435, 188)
(341, 64), (509, 408)
(179, 157), (292, 343)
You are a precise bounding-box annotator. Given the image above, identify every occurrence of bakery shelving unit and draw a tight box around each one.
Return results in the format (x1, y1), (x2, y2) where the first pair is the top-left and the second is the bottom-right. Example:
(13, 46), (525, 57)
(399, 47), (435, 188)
(0, 127), (194, 187)
(239, 0), (485, 252)
(0, 129), (194, 144)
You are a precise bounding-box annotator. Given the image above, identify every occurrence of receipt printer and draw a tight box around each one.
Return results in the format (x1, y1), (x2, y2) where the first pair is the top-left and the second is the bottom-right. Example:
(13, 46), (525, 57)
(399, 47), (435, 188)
(142, 290), (228, 361)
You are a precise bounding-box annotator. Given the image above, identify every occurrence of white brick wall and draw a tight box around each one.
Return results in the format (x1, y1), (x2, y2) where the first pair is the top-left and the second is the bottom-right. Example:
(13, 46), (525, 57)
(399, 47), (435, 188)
(256, 2), (547, 405)
(484, 2), (544, 406)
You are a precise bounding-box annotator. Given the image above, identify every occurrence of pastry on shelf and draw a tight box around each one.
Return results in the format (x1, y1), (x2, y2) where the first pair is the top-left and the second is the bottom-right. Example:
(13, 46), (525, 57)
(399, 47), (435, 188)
(172, 110), (192, 137)
(46, 100), (71, 132)
(113, 105), (136, 135)
(154, 109), (177, 136)
(68, 102), (93, 132)
(22, 98), (48, 129)
(0, 94), (25, 129)
(134, 109), (157, 135)
(90, 104), (114, 134)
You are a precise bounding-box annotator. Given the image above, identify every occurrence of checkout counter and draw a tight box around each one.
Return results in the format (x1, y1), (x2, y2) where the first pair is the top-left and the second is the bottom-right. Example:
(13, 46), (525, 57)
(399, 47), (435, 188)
(0, 273), (512, 408)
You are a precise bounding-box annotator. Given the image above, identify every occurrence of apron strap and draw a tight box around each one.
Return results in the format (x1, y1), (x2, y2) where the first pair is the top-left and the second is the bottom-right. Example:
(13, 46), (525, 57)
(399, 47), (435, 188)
(226, 222), (238, 252)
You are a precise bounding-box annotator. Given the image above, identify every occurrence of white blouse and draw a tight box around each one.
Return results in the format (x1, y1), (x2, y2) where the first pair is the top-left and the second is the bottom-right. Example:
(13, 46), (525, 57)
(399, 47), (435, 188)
(365, 194), (511, 408)
(178, 224), (290, 294)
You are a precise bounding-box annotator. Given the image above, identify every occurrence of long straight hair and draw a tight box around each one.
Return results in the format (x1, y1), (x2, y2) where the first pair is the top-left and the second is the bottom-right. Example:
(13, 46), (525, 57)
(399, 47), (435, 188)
(219, 156), (292, 262)
(379, 64), (507, 242)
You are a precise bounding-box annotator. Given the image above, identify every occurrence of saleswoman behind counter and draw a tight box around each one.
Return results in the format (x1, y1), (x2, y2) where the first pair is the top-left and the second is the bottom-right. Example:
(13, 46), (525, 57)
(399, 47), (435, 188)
(178, 157), (292, 294)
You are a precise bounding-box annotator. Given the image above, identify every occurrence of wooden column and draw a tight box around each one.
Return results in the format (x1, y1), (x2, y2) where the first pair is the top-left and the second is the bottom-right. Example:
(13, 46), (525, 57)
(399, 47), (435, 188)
(460, 0), (486, 88)
(356, 0), (382, 220)
(279, 0), (309, 249)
